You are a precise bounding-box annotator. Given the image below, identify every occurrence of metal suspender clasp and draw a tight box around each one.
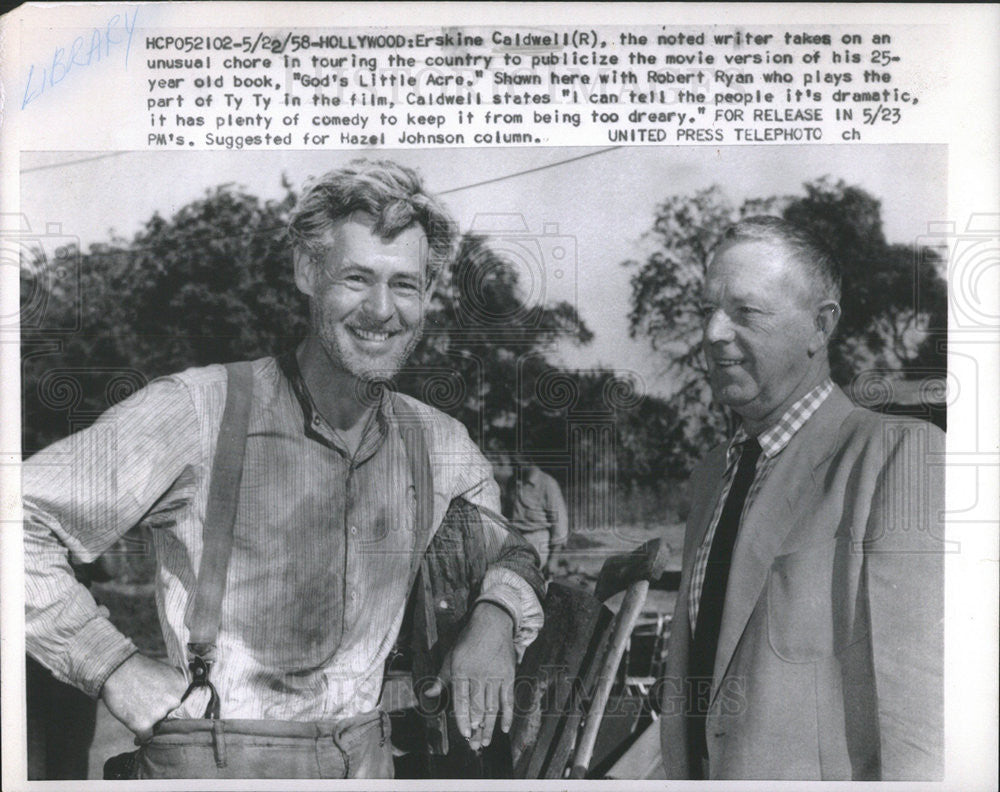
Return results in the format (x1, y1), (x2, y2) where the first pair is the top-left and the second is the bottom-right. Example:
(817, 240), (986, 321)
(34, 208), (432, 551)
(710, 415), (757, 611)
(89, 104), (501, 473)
(181, 649), (221, 720)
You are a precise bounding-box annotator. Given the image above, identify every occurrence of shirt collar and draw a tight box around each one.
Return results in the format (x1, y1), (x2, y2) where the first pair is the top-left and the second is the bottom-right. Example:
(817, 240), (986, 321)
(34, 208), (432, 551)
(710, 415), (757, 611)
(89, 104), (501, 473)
(729, 378), (834, 460)
(277, 349), (390, 458)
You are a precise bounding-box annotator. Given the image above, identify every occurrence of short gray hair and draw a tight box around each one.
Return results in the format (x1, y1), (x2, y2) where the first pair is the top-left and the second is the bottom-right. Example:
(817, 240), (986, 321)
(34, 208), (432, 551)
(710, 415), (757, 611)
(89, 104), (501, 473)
(287, 159), (457, 283)
(718, 216), (841, 302)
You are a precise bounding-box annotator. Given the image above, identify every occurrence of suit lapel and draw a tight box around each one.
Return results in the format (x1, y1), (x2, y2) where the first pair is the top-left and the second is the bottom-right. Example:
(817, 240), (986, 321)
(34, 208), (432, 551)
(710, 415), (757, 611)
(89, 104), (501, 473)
(710, 388), (856, 704)
(674, 445), (728, 663)
(710, 455), (799, 698)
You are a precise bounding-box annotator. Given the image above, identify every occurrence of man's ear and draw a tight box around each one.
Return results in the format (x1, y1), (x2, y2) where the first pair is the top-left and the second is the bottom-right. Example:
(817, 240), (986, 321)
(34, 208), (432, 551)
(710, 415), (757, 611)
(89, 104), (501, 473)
(293, 249), (316, 297)
(809, 300), (841, 354)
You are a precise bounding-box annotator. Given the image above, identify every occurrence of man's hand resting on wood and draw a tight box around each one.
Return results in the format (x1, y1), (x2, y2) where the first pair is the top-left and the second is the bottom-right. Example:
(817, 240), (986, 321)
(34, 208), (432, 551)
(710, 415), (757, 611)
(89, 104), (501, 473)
(424, 602), (517, 751)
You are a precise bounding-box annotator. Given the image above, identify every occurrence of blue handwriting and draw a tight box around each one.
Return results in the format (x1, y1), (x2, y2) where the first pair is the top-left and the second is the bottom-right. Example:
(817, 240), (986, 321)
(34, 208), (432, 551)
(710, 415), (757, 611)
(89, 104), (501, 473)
(22, 7), (139, 110)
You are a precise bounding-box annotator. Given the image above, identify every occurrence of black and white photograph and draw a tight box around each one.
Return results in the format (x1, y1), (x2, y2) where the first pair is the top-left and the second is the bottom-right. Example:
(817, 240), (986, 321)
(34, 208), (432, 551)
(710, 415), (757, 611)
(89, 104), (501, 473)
(1, 4), (997, 790)
(10, 143), (951, 781)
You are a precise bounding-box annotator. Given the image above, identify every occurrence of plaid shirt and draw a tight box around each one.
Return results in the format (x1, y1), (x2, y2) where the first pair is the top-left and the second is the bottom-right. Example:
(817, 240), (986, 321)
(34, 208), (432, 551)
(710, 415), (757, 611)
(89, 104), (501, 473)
(688, 379), (835, 631)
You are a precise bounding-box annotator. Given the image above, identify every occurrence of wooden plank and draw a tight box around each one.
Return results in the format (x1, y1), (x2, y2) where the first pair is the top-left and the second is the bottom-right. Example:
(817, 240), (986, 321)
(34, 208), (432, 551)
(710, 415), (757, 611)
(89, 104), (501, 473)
(509, 581), (611, 779)
(570, 579), (650, 778)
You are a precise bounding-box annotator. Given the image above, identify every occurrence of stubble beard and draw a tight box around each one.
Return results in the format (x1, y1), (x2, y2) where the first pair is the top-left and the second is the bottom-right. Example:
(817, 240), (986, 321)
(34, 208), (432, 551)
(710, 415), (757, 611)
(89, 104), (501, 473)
(312, 301), (424, 384)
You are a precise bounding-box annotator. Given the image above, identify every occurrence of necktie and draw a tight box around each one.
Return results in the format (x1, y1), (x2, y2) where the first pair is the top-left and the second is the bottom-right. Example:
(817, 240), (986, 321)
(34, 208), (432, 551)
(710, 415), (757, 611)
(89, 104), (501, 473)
(686, 436), (763, 770)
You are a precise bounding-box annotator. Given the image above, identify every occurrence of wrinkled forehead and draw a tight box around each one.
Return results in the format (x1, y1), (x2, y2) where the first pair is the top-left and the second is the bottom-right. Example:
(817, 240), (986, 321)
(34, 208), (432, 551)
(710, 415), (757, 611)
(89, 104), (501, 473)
(315, 212), (429, 270)
(704, 238), (811, 301)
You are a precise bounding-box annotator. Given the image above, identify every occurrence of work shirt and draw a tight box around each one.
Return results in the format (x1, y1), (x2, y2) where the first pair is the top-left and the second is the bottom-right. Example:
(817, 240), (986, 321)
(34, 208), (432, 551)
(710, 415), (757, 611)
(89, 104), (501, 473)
(505, 466), (569, 548)
(23, 353), (542, 720)
(688, 379), (835, 631)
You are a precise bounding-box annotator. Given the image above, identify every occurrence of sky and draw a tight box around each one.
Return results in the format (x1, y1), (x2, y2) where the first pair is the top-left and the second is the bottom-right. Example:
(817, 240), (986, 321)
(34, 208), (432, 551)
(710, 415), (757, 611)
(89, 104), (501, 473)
(19, 144), (947, 396)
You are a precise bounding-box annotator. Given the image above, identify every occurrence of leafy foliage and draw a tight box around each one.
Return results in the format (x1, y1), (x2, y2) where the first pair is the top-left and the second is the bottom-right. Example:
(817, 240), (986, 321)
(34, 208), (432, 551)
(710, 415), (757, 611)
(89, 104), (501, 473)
(782, 179), (947, 381)
(398, 233), (593, 451)
(22, 185), (302, 453)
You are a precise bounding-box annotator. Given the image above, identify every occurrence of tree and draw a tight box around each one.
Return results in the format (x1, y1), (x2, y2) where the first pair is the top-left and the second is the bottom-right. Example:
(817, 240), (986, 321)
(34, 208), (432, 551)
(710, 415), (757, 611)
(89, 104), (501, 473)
(624, 177), (947, 471)
(782, 179), (947, 382)
(398, 232), (593, 451)
(22, 184), (301, 452)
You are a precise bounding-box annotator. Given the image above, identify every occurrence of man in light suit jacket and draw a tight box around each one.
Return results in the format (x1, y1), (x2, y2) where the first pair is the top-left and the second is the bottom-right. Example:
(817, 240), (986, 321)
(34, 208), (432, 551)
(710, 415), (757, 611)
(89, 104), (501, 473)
(659, 216), (944, 780)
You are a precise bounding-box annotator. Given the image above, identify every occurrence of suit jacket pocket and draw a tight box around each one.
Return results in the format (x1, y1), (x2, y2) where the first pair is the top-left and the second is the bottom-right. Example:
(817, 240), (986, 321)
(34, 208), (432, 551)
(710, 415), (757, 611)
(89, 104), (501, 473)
(767, 537), (866, 663)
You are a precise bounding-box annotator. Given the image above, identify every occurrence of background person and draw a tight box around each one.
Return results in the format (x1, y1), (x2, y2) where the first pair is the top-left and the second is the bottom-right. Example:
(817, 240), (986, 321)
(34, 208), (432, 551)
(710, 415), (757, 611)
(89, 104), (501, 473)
(503, 456), (569, 577)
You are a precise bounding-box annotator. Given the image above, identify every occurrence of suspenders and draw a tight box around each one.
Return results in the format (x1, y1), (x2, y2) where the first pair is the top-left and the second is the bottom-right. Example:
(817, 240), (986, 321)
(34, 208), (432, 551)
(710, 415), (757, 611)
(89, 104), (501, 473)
(180, 361), (254, 718)
(179, 363), (434, 721)
(391, 397), (439, 652)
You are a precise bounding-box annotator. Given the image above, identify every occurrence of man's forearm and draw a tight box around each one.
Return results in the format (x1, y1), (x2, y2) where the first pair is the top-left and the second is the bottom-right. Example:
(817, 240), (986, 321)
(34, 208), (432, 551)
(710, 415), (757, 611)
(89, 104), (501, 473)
(22, 375), (199, 697)
(470, 599), (515, 633)
(446, 441), (546, 652)
(546, 476), (570, 548)
(24, 511), (140, 697)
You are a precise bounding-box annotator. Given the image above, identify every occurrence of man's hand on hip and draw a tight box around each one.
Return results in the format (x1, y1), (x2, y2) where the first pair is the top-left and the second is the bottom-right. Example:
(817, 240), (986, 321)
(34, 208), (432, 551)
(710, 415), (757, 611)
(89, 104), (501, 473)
(424, 602), (516, 751)
(100, 653), (188, 740)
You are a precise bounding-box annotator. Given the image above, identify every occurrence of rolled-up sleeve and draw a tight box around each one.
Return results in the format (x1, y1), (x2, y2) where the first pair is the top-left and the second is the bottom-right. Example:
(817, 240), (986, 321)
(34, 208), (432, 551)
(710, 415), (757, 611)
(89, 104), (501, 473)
(440, 429), (545, 653)
(476, 565), (545, 655)
(23, 376), (200, 697)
